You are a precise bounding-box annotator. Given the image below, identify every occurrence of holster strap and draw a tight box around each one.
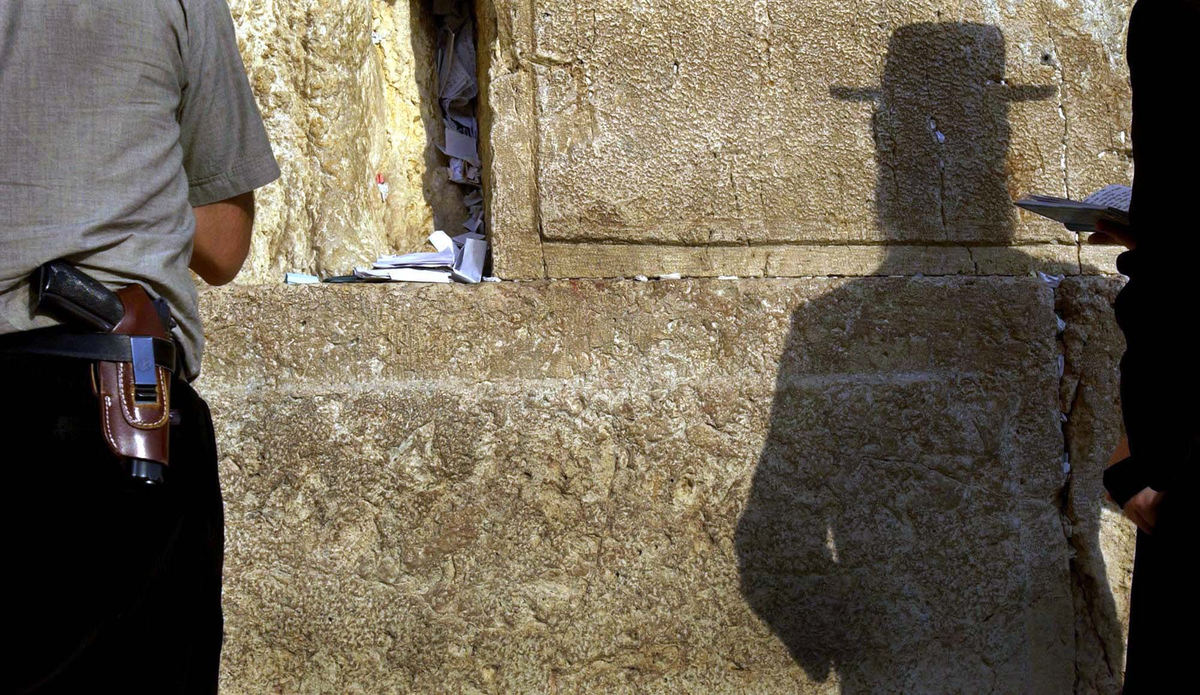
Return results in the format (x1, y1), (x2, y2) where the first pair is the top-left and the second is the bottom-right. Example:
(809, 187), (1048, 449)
(0, 329), (176, 372)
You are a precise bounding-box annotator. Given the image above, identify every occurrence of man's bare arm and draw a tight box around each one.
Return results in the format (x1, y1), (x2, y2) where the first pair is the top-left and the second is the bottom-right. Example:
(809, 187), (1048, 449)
(190, 191), (254, 286)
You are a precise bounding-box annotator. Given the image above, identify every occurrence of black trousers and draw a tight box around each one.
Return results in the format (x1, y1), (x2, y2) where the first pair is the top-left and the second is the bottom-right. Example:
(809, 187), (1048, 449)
(1119, 0), (1200, 690)
(3, 353), (224, 694)
(1123, 507), (1190, 693)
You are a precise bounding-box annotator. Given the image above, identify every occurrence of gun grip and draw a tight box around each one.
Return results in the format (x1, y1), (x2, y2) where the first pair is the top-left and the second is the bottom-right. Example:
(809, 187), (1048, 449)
(34, 261), (126, 331)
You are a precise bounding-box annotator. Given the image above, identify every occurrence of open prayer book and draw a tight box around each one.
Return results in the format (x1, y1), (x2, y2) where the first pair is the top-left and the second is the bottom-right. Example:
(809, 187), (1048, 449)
(1015, 184), (1131, 232)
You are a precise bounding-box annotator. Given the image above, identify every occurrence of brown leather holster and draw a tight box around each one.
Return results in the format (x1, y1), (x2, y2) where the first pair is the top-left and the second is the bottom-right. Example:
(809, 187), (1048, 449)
(90, 286), (173, 467)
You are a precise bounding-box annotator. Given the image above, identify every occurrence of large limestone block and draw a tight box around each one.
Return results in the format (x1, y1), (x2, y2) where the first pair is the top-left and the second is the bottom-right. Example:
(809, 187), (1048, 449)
(199, 278), (1074, 692)
(517, 0), (1131, 243)
(1057, 277), (1136, 694)
(484, 0), (1134, 277)
(229, 0), (463, 282)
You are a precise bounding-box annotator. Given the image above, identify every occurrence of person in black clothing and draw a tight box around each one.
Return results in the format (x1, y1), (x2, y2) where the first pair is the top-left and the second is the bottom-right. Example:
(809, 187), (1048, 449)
(1094, 0), (1200, 690)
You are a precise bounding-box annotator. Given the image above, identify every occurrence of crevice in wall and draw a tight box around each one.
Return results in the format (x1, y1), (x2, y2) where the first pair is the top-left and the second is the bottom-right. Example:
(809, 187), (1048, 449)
(1054, 278), (1131, 695)
(431, 0), (485, 240)
(405, 1), (469, 241)
(369, 0), (485, 257)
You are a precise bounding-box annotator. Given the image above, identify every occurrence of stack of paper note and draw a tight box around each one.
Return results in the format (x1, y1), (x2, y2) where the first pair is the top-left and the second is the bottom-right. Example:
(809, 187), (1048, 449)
(354, 230), (487, 284)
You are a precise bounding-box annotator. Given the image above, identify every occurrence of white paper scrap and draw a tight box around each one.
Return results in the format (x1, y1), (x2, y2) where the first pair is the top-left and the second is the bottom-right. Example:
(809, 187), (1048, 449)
(375, 232), (456, 269)
(1037, 271), (1064, 289)
(374, 250), (454, 268)
(451, 237), (487, 284)
(284, 272), (319, 284)
(430, 230), (454, 253)
(444, 126), (481, 166)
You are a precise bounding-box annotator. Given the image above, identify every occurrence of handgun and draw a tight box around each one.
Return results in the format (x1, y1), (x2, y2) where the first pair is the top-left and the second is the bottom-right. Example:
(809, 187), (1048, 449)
(33, 261), (175, 485)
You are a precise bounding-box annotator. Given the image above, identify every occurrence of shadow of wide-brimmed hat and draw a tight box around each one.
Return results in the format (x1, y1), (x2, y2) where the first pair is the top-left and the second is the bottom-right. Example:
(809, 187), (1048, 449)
(830, 22), (1056, 104)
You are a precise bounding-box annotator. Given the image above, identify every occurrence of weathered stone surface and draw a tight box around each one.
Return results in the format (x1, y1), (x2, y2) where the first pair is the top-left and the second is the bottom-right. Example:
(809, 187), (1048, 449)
(477, 0), (545, 279)
(229, 0), (462, 282)
(198, 278), (1077, 692)
(218, 0), (1135, 281)
(478, 0), (1135, 276)
(1058, 277), (1136, 694)
(196, 2), (1142, 692)
(1079, 242), (1125, 275)
(540, 242), (1092, 279)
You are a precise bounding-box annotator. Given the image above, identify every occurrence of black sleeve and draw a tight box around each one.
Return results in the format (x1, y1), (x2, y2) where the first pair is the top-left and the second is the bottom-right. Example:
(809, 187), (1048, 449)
(1126, 0), (1200, 241)
(1113, 252), (1197, 493)
(1104, 456), (1152, 507)
(1113, 0), (1200, 493)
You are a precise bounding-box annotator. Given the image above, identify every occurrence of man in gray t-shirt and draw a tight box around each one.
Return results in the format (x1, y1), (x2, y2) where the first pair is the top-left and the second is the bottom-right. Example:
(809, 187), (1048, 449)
(1, 1), (277, 691)
(1, 0), (279, 379)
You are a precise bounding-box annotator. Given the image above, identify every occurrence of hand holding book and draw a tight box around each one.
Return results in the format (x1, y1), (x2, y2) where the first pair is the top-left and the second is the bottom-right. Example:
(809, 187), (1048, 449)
(1090, 219), (1137, 250)
(1015, 184), (1132, 240)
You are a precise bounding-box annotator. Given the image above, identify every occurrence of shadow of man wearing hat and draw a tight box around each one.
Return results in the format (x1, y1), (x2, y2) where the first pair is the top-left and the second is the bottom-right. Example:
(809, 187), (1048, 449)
(735, 22), (1124, 692)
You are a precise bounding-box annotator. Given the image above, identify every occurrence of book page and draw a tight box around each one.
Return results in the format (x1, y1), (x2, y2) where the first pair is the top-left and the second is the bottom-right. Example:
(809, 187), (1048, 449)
(1082, 184), (1132, 212)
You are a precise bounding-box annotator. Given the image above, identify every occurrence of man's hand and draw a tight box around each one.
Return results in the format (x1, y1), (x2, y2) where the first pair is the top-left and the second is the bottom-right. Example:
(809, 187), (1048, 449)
(1089, 219), (1137, 250)
(1123, 487), (1165, 535)
(1104, 435), (1164, 534)
(191, 191), (255, 285)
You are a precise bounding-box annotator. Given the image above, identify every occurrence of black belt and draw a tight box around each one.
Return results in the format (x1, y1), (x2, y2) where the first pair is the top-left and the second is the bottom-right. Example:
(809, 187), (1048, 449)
(0, 329), (176, 373)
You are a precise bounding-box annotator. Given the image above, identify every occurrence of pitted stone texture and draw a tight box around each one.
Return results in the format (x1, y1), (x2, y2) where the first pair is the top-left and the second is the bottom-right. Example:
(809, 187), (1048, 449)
(509, 0), (1131, 245)
(1058, 277), (1136, 694)
(228, 0), (460, 282)
(483, 0), (1134, 277)
(198, 279), (1075, 692)
(217, 0), (1134, 280)
(200, 278), (1054, 389)
(540, 243), (1088, 279)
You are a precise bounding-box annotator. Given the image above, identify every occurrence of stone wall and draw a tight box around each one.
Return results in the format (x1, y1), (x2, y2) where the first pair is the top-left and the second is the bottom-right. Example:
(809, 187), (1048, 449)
(201, 279), (1078, 692)
(198, 276), (1136, 693)
(226, 0), (1134, 281)
(203, 0), (1141, 691)
(480, 0), (1134, 278)
(228, 0), (466, 282)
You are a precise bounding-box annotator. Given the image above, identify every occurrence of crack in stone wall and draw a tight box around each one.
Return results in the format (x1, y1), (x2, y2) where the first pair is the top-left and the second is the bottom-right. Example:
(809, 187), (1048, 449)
(1056, 277), (1136, 695)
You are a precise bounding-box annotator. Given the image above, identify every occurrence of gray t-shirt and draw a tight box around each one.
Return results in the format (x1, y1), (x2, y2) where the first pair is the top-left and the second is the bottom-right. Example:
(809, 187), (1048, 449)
(0, 0), (279, 379)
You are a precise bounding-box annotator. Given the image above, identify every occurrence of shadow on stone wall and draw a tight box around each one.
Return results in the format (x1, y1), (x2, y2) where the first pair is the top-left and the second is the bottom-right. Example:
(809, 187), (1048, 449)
(735, 23), (1124, 691)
